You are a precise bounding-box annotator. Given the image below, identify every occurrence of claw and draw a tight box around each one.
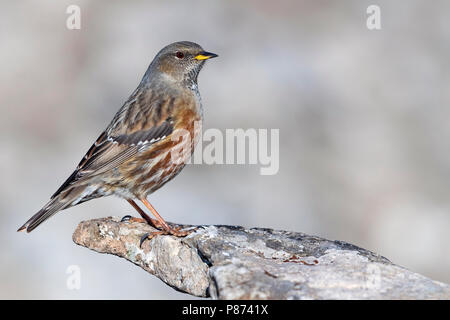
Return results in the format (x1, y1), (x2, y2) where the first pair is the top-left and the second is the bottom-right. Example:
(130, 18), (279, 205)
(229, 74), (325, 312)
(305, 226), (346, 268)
(139, 230), (168, 248)
(121, 215), (132, 222)
(122, 216), (148, 224)
(140, 233), (150, 248)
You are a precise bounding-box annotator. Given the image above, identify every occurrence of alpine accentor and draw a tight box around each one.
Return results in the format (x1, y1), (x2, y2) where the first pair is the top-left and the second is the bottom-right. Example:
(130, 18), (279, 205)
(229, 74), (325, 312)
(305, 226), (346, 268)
(18, 41), (217, 239)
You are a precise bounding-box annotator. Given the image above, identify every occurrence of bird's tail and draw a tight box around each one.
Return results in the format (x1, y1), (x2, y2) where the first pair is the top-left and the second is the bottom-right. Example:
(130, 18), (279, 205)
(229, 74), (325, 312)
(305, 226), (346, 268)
(17, 187), (84, 233)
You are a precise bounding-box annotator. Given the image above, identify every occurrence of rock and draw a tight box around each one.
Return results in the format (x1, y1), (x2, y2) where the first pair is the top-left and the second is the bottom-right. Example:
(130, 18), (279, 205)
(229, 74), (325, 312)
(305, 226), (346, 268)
(72, 217), (450, 299)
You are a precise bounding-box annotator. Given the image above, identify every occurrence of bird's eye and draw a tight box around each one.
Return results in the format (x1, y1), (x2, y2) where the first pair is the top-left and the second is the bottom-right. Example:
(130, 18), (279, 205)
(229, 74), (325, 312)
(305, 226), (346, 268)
(175, 51), (185, 59)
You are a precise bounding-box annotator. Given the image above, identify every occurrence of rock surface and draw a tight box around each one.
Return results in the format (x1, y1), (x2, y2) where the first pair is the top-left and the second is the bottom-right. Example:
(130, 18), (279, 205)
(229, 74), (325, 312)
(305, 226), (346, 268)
(73, 217), (450, 299)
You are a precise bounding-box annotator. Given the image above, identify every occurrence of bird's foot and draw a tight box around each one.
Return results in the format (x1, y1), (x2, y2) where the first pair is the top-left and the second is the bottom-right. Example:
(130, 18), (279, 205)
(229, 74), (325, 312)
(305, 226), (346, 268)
(139, 226), (197, 248)
(168, 225), (197, 237)
(120, 215), (164, 229)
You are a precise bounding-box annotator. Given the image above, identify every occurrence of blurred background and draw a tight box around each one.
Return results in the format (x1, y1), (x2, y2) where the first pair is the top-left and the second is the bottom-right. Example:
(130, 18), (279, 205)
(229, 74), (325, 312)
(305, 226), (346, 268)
(1, 0), (449, 299)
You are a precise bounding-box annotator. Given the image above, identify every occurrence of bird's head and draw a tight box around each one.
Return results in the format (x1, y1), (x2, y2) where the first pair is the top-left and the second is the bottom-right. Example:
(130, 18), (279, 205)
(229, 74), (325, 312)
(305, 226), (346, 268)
(148, 41), (218, 85)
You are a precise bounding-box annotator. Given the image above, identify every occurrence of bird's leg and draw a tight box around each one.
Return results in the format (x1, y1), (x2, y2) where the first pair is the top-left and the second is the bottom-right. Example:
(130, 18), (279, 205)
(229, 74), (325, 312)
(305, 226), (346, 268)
(137, 199), (197, 248)
(140, 198), (193, 237)
(125, 199), (164, 229)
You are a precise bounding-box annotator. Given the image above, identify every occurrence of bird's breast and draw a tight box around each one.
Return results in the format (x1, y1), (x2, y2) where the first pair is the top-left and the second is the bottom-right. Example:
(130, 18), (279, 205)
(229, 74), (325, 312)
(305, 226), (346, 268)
(112, 108), (202, 198)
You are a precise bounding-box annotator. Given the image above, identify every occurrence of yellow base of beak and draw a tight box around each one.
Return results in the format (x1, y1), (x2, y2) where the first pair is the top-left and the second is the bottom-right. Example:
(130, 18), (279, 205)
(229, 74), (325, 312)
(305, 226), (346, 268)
(194, 51), (218, 60)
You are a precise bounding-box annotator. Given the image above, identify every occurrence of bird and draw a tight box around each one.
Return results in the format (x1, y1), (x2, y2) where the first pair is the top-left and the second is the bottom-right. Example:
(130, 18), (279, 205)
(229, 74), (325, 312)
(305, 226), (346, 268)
(18, 41), (218, 241)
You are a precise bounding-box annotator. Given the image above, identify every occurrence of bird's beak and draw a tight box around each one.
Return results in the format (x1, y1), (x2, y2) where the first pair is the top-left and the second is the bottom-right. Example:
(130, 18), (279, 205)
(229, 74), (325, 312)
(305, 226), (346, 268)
(194, 51), (218, 60)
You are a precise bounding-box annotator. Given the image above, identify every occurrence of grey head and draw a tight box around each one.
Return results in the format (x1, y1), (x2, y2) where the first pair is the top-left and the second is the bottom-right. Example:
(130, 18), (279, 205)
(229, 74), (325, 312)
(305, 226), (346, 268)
(143, 41), (218, 87)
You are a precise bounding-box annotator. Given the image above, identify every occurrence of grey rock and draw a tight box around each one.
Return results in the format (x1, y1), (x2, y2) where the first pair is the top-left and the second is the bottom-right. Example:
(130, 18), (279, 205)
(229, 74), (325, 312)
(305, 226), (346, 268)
(73, 217), (450, 299)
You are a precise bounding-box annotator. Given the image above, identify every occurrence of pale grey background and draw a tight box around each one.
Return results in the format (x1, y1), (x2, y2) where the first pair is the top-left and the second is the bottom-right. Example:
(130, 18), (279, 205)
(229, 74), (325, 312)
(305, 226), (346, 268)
(1, 0), (449, 299)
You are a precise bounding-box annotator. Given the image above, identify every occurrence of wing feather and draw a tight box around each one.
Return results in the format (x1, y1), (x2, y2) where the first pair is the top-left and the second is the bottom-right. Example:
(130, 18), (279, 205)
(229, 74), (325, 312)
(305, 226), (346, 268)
(51, 120), (173, 199)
